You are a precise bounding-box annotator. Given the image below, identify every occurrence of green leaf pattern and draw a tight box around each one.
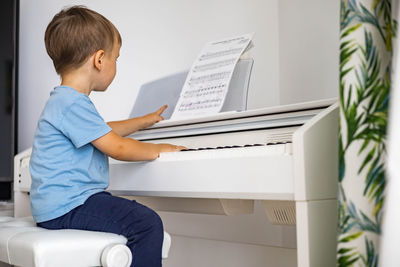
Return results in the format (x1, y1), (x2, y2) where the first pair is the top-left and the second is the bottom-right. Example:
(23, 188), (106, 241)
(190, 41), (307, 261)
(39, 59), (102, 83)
(338, 0), (396, 266)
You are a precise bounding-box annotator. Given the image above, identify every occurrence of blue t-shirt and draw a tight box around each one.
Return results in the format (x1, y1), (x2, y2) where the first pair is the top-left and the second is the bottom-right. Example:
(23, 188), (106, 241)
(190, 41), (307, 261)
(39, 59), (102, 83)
(30, 86), (112, 223)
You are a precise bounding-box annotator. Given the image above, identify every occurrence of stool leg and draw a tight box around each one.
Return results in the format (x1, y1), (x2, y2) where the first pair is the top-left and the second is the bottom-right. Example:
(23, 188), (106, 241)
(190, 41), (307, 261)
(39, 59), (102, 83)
(101, 244), (132, 267)
(162, 232), (171, 259)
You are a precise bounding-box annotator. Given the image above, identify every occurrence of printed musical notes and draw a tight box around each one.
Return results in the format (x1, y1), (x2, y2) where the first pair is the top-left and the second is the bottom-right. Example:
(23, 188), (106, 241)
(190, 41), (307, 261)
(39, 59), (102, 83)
(171, 33), (254, 119)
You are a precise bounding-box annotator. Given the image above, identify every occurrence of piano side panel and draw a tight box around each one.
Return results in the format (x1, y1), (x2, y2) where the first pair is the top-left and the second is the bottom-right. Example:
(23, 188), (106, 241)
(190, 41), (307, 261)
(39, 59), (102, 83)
(293, 103), (338, 266)
(293, 103), (339, 201)
(108, 154), (294, 200)
(296, 200), (337, 267)
(14, 148), (33, 218)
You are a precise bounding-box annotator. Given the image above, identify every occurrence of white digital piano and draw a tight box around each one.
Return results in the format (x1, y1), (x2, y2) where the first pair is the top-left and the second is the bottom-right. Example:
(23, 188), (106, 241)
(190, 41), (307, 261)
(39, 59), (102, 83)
(14, 99), (338, 266)
(108, 98), (338, 267)
(13, 60), (338, 266)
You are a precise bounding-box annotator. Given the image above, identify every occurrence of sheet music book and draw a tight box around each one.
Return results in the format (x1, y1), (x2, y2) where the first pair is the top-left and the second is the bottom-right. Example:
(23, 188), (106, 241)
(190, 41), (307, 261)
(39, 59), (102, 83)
(170, 33), (254, 119)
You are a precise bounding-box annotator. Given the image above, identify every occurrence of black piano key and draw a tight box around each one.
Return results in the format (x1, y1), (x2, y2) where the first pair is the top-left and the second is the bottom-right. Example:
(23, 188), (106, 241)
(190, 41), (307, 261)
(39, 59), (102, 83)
(179, 142), (286, 152)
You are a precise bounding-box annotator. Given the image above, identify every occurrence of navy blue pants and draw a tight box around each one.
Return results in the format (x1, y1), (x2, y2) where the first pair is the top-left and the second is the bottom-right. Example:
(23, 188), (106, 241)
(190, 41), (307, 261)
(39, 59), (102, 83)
(37, 191), (163, 267)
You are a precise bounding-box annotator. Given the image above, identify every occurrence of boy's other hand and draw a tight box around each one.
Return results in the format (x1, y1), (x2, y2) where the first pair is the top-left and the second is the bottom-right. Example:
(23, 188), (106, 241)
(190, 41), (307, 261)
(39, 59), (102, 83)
(142, 105), (168, 128)
(158, 143), (187, 154)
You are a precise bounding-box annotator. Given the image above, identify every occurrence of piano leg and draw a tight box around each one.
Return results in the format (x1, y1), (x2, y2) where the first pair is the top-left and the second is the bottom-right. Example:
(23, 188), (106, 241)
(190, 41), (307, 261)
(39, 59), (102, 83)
(296, 199), (337, 267)
(14, 191), (31, 218)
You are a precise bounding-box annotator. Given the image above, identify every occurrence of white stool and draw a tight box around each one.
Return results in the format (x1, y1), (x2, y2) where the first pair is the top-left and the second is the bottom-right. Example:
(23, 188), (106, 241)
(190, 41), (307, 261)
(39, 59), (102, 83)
(0, 216), (171, 267)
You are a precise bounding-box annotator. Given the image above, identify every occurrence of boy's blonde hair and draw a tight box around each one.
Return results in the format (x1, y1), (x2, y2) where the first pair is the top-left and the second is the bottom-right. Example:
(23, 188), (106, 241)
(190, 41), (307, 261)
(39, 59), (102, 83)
(45, 6), (122, 75)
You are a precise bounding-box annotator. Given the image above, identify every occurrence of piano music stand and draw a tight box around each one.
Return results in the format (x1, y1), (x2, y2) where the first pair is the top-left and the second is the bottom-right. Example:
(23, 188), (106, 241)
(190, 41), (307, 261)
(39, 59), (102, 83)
(129, 59), (254, 120)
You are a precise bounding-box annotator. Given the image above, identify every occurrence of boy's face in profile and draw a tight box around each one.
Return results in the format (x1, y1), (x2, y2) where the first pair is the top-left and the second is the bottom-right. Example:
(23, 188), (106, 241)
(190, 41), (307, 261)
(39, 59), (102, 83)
(95, 41), (121, 92)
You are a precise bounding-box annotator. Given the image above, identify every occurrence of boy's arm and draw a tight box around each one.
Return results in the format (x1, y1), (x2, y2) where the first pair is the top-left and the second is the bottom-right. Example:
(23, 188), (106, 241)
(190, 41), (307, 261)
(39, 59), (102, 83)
(92, 130), (185, 161)
(107, 105), (167, 137)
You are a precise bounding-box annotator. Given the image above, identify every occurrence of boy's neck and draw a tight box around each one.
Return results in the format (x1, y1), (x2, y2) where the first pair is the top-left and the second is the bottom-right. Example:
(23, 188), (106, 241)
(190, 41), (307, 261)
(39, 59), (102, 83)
(61, 77), (92, 95)
(61, 66), (94, 95)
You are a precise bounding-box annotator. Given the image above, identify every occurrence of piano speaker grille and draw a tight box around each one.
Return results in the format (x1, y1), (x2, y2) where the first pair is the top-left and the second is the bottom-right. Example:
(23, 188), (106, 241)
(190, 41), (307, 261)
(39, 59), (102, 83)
(263, 201), (296, 225)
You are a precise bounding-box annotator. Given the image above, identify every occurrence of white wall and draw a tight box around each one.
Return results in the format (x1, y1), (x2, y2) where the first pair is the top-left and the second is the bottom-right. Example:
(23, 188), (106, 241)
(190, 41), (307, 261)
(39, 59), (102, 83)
(18, 1), (339, 266)
(166, 235), (296, 267)
(18, 0), (280, 151)
(278, 0), (339, 104)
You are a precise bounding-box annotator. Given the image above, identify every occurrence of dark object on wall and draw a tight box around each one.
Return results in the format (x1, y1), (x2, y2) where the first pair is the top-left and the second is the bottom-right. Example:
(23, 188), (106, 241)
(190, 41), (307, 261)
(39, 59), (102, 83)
(0, 182), (12, 200)
(0, 0), (18, 200)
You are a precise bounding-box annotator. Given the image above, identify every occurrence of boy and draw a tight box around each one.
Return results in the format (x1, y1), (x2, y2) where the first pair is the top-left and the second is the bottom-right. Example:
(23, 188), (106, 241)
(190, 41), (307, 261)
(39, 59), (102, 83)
(29, 5), (184, 267)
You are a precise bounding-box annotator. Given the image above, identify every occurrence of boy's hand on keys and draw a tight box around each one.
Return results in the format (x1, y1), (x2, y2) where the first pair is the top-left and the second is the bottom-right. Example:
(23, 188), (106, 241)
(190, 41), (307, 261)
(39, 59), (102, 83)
(157, 143), (187, 155)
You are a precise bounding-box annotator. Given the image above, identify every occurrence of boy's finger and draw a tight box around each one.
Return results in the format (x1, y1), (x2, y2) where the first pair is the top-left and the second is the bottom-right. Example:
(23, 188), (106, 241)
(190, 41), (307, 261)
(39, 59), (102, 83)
(157, 105), (168, 115)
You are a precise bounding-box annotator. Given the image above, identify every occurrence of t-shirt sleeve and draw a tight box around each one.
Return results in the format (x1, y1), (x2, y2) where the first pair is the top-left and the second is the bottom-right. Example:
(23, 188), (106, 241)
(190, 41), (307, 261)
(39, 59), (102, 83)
(60, 98), (112, 148)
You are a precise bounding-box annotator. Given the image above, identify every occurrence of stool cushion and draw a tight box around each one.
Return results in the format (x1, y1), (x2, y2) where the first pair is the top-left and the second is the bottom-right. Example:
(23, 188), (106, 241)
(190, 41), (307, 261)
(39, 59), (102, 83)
(0, 217), (128, 267)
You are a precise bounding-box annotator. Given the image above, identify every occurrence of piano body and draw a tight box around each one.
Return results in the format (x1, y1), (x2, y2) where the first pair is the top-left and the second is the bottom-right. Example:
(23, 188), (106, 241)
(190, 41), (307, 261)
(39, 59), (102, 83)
(108, 99), (338, 266)
(13, 60), (338, 266)
(14, 99), (338, 266)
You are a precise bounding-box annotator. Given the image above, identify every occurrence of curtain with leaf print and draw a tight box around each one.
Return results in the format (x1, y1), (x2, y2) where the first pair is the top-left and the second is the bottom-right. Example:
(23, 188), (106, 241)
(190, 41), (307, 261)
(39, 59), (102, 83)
(338, 0), (396, 266)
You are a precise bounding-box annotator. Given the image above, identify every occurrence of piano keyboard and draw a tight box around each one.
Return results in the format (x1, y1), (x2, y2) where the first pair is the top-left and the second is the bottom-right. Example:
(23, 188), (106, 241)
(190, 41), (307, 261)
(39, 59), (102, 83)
(138, 127), (298, 156)
(158, 142), (292, 161)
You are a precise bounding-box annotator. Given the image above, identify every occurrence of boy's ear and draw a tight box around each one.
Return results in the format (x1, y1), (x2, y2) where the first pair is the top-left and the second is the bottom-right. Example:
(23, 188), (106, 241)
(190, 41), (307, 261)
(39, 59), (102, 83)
(94, 50), (105, 71)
